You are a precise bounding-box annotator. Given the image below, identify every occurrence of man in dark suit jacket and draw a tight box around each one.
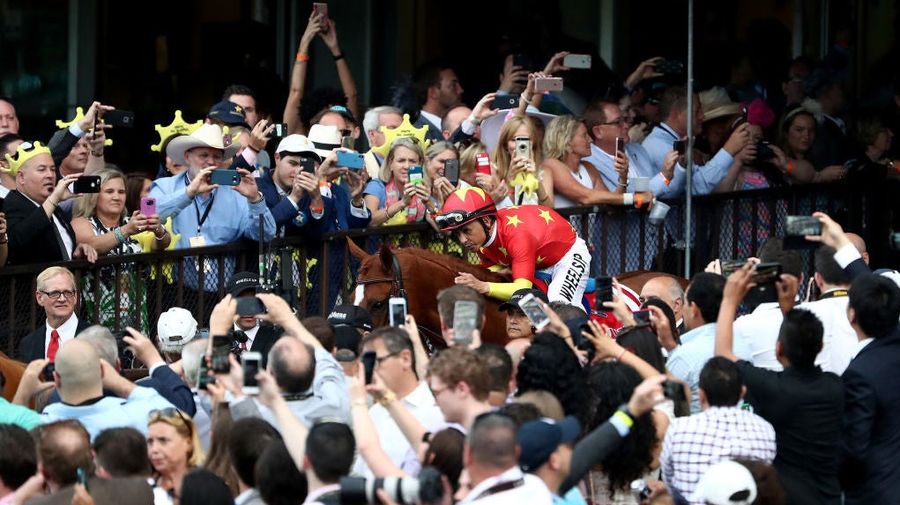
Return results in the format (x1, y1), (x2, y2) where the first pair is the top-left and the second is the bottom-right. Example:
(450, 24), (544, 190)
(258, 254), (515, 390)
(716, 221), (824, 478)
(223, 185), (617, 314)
(4, 142), (97, 265)
(840, 274), (900, 504)
(226, 271), (284, 367)
(413, 62), (464, 143)
(17, 266), (90, 363)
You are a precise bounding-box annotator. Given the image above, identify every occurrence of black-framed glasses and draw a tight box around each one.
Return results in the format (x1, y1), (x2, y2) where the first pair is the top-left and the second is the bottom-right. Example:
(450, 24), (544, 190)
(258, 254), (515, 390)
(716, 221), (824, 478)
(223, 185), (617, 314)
(149, 408), (193, 437)
(600, 117), (627, 126)
(39, 290), (77, 300)
(375, 351), (401, 365)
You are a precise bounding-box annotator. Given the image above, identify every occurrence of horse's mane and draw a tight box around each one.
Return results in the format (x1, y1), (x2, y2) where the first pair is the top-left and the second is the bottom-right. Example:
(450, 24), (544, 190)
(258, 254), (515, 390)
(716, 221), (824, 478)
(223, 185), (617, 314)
(396, 247), (507, 282)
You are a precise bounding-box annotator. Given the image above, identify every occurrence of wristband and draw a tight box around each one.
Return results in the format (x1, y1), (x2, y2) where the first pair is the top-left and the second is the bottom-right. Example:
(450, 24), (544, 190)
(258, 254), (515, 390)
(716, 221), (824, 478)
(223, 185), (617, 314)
(422, 431), (433, 444)
(113, 227), (127, 244)
(785, 159), (795, 174)
(333, 52), (345, 61)
(310, 202), (325, 214)
(90, 150), (104, 157)
(296, 52), (310, 62)
(634, 192), (648, 208)
(661, 172), (671, 186)
(251, 191), (265, 204)
(378, 391), (397, 406)
(467, 114), (482, 126)
(615, 347), (629, 361)
(612, 409), (634, 429)
(622, 193), (634, 206)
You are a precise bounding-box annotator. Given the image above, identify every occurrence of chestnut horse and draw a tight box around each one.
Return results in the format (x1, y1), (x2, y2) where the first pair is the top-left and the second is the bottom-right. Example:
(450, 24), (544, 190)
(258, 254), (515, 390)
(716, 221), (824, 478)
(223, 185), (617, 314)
(349, 240), (687, 348)
(1, 352), (25, 401)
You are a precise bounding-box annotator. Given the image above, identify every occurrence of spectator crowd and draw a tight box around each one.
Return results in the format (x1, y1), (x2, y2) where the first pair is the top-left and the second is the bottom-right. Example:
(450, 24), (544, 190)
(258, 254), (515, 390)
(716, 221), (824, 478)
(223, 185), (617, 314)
(1, 5), (900, 505)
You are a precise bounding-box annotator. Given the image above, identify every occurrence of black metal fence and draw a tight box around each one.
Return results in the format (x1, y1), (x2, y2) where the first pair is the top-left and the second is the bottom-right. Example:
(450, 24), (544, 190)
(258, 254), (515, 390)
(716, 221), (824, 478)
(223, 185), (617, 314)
(1, 181), (895, 356)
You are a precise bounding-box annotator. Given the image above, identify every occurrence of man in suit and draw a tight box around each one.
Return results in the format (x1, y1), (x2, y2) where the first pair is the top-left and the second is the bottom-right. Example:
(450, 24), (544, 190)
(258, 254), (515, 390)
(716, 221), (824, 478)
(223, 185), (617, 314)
(3, 141), (97, 265)
(256, 134), (326, 239)
(413, 62), (464, 142)
(840, 273), (900, 504)
(18, 266), (90, 363)
(227, 272), (283, 366)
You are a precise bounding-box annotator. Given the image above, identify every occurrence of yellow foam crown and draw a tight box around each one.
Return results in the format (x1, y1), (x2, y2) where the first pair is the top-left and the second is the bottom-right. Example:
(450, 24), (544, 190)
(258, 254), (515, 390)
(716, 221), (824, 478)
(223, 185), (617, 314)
(55, 107), (114, 147)
(370, 113), (432, 158)
(151, 110), (205, 152)
(3, 141), (52, 176)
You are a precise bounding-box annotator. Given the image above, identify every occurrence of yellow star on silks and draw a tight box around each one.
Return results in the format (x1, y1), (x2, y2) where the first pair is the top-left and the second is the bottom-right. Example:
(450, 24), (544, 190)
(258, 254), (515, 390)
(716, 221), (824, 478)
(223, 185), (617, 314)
(498, 246), (508, 257)
(505, 215), (523, 228)
(537, 255), (545, 264)
(538, 209), (554, 224)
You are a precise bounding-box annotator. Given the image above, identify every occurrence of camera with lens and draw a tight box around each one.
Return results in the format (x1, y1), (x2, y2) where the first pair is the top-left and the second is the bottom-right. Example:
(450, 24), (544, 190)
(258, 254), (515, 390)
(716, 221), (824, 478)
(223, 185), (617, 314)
(339, 466), (444, 505)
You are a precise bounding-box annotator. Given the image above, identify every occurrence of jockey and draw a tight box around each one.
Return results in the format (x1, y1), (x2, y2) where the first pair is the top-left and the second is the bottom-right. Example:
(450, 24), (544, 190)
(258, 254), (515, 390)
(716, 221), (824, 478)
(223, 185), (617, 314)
(435, 186), (591, 306)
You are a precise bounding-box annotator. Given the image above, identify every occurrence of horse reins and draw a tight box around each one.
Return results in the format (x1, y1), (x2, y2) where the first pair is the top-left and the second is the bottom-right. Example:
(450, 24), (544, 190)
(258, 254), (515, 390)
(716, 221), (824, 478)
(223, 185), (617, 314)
(357, 253), (407, 300)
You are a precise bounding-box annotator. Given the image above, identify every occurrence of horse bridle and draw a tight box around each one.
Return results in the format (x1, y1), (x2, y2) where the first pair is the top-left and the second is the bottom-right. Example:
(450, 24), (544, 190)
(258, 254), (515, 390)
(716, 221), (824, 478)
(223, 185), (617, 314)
(358, 253), (407, 301)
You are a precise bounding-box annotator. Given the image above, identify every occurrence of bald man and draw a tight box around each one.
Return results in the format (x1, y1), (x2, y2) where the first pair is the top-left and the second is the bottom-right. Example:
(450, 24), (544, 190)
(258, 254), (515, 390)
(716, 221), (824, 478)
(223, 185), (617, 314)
(39, 340), (175, 440)
(640, 276), (686, 331)
(442, 105), (473, 140)
(845, 233), (868, 265)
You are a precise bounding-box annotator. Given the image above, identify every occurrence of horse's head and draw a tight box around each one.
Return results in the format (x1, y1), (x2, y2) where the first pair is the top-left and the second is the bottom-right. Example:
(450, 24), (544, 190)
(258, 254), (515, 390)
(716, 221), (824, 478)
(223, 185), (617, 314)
(349, 239), (400, 327)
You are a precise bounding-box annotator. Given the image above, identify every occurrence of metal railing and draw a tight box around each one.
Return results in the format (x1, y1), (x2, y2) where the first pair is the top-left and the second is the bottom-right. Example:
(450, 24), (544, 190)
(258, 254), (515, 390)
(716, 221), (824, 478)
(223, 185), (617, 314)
(0, 181), (894, 356)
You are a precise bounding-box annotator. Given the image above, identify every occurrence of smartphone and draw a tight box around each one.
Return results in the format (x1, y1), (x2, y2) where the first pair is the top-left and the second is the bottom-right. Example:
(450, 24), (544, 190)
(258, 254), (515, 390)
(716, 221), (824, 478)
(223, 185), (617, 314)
(720, 259), (746, 278)
(71, 175), (101, 194)
(236, 296), (266, 317)
(518, 293), (550, 331)
(476, 153), (492, 176)
(443, 159), (460, 186)
(300, 158), (316, 174)
(341, 135), (355, 150)
(241, 352), (262, 395)
(753, 262), (782, 285)
(336, 151), (365, 170)
(408, 165), (424, 185)
(273, 123), (288, 138)
(514, 137), (532, 161)
(210, 169), (240, 186)
(41, 362), (55, 382)
(662, 380), (686, 401)
(512, 53), (534, 71)
(491, 95), (520, 110)
(673, 139), (686, 156)
(388, 297), (407, 327)
(198, 358), (214, 390)
(654, 59), (684, 75)
(140, 196), (157, 216)
(615, 137), (626, 155)
(534, 77), (564, 93)
(103, 110), (135, 128)
(211, 335), (232, 373)
(785, 215), (822, 236)
(596, 276), (614, 307)
(362, 351), (376, 385)
(563, 54), (592, 69)
(453, 300), (479, 347)
(76, 467), (90, 491)
(633, 309), (651, 326)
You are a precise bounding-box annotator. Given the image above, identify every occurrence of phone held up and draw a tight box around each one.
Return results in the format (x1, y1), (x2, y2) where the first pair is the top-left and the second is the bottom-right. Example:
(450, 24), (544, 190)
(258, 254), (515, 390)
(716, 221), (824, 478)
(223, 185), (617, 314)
(408, 165), (424, 185)
(562, 54), (592, 69)
(476, 153), (492, 176)
(388, 297), (407, 327)
(491, 95), (520, 110)
(241, 352), (262, 395)
(236, 296), (267, 317)
(71, 175), (101, 194)
(443, 159), (460, 186)
(533, 77), (563, 93)
(140, 196), (157, 216)
(518, 293), (550, 331)
(452, 300), (479, 347)
(210, 335), (232, 374)
(210, 169), (241, 186)
(514, 137), (532, 161)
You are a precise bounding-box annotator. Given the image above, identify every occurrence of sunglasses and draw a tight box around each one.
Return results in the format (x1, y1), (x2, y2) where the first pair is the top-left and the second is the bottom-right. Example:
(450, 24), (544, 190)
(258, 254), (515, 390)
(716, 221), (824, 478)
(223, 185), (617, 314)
(434, 211), (468, 229)
(149, 408), (193, 437)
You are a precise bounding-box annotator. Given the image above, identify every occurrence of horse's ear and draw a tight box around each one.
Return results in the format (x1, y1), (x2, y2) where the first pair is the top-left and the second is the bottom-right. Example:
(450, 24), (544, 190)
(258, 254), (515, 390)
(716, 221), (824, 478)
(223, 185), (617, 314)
(379, 244), (394, 273)
(347, 238), (370, 261)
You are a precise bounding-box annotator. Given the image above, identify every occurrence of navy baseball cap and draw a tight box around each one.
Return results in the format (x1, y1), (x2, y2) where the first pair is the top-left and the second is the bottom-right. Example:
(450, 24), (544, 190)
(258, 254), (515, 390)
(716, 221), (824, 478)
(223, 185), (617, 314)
(207, 100), (250, 129)
(518, 416), (581, 472)
(328, 304), (373, 332)
(499, 288), (549, 312)
(226, 271), (259, 297)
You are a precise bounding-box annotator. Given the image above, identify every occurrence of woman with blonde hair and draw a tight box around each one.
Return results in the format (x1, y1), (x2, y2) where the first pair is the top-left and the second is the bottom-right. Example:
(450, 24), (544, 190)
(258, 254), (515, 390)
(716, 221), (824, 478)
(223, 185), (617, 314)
(148, 408), (205, 501)
(424, 141), (460, 207)
(489, 115), (553, 207)
(363, 137), (435, 226)
(72, 167), (170, 255)
(543, 115), (647, 208)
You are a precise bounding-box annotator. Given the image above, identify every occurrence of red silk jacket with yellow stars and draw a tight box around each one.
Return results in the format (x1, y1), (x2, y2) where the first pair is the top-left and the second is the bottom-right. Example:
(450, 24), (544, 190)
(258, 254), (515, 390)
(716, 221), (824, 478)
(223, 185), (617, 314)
(478, 205), (577, 299)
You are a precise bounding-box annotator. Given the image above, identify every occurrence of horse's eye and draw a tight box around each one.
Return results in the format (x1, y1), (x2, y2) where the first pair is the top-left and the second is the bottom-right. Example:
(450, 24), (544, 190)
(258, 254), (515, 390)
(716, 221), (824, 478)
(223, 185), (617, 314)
(371, 300), (386, 310)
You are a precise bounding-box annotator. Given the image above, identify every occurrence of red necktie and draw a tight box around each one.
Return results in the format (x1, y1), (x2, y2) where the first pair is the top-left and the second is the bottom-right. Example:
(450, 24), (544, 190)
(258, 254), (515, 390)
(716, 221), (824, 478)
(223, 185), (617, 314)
(48, 329), (60, 362)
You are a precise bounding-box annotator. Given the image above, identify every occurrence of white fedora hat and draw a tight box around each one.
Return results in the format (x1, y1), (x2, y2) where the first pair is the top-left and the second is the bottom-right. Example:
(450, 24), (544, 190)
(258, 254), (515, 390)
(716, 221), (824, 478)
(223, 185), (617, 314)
(307, 124), (342, 159)
(166, 123), (240, 165)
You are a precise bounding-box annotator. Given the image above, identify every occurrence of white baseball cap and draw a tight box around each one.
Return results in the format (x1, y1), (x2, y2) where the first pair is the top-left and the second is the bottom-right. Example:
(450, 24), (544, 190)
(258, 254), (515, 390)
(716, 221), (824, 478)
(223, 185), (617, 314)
(157, 307), (198, 353)
(692, 461), (757, 505)
(276, 134), (322, 162)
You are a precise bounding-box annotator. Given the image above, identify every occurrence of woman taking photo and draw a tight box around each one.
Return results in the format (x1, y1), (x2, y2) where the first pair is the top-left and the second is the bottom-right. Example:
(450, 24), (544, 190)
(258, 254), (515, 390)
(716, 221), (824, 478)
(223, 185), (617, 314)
(148, 408), (205, 501)
(489, 115), (553, 207)
(424, 141), (461, 207)
(543, 115), (647, 208)
(72, 167), (170, 254)
(364, 137), (434, 226)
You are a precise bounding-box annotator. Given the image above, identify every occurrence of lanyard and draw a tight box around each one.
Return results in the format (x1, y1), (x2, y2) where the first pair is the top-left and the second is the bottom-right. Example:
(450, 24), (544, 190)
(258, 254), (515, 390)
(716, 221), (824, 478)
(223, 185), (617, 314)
(818, 289), (848, 301)
(186, 172), (215, 235)
(659, 123), (680, 141)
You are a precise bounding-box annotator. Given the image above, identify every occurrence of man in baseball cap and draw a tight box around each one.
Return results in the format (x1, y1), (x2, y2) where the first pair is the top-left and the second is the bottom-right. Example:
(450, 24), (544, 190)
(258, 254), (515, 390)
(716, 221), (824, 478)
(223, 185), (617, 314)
(518, 416), (582, 502)
(224, 271), (283, 363)
(256, 134), (326, 238)
(328, 304), (373, 358)
(498, 288), (548, 342)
